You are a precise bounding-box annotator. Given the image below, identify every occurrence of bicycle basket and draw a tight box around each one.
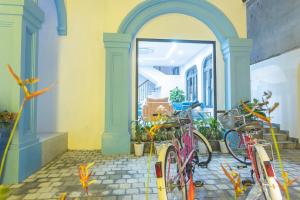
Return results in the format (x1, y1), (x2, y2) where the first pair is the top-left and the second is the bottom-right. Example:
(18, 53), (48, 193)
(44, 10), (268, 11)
(218, 109), (243, 129)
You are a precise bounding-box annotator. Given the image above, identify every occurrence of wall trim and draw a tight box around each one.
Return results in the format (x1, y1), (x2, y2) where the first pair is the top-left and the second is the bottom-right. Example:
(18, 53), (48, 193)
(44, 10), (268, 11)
(54, 0), (67, 35)
(118, 0), (239, 44)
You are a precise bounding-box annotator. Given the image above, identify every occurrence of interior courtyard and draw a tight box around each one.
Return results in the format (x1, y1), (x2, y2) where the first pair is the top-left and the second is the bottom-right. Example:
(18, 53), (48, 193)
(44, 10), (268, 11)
(0, 0), (300, 199)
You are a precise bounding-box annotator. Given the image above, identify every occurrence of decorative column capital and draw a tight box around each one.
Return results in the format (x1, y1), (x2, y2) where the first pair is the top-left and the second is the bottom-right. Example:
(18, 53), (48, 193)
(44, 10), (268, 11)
(0, 0), (44, 29)
(222, 38), (252, 55)
(103, 33), (131, 48)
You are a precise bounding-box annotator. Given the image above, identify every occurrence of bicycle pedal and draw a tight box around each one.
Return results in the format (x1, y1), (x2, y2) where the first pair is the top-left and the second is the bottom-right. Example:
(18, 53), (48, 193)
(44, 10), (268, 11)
(242, 179), (254, 186)
(198, 162), (208, 168)
(194, 180), (204, 187)
(237, 165), (247, 169)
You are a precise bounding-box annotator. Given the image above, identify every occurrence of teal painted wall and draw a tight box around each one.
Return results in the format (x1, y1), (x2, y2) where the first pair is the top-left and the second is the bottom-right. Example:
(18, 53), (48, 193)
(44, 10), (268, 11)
(0, 0), (44, 183)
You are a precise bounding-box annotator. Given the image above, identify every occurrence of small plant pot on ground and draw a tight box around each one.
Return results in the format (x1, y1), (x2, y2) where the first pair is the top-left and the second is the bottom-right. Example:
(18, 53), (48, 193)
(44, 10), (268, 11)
(219, 140), (229, 154)
(134, 142), (144, 156)
(208, 140), (220, 151)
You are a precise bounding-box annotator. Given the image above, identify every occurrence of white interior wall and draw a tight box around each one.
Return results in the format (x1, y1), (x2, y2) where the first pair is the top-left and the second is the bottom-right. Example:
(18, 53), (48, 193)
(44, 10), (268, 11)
(181, 46), (213, 103)
(250, 48), (300, 139)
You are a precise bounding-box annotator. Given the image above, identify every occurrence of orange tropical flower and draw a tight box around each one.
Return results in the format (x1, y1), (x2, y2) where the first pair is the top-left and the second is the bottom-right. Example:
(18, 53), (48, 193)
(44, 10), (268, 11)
(241, 101), (271, 124)
(221, 163), (247, 199)
(0, 65), (53, 180)
(277, 171), (298, 192)
(7, 64), (53, 101)
(79, 162), (96, 194)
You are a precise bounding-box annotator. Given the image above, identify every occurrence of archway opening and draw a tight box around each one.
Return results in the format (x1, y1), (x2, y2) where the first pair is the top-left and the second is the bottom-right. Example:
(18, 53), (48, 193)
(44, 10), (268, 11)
(102, 0), (252, 155)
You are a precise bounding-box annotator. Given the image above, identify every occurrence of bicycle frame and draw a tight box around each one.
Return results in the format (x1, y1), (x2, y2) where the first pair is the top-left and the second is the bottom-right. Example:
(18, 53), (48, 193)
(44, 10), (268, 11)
(242, 133), (261, 181)
(239, 132), (277, 187)
(166, 115), (196, 189)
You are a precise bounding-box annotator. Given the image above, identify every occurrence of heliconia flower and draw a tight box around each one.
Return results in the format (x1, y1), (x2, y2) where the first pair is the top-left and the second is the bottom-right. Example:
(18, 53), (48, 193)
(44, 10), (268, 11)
(79, 162), (96, 194)
(0, 65), (53, 181)
(241, 101), (271, 124)
(24, 78), (39, 85)
(7, 64), (23, 85)
(7, 65), (53, 101)
(277, 171), (298, 192)
(221, 163), (247, 199)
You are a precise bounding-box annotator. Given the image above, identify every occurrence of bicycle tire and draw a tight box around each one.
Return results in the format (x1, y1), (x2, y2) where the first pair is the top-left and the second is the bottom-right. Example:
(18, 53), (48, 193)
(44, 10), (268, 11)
(192, 130), (212, 166)
(225, 129), (251, 165)
(164, 145), (187, 200)
(254, 145), (282, 200)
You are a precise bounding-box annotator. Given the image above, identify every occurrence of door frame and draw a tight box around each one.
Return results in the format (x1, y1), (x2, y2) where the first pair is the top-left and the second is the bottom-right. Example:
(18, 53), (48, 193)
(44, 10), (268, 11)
(136, 38), (217, 119)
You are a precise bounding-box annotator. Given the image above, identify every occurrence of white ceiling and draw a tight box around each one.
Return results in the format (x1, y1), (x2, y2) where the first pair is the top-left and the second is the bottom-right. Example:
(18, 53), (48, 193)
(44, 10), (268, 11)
(138, 41), (211, 67)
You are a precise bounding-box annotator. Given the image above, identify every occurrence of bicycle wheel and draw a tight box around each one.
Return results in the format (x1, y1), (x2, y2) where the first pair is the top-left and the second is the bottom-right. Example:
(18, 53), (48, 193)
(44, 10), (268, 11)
(192, 130), (212, 167)
(225, 129), (251, 165)
(164, 145), (187, 200)
(254, 145), (282, 200)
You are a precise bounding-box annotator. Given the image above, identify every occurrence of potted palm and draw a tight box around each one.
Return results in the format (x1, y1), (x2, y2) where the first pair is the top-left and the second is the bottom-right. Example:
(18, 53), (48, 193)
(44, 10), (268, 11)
(131, 120), (145, 156)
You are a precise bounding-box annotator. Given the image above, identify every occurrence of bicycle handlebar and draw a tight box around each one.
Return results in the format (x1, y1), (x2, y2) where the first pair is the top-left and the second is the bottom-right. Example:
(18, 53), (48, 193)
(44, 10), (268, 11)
(172, 102), (201, 117)
(191, 102), (201, 109)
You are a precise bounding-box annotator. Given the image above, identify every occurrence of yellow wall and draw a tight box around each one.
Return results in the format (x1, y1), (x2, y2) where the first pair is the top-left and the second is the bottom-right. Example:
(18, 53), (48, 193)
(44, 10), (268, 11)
(53, 0), (246, 150)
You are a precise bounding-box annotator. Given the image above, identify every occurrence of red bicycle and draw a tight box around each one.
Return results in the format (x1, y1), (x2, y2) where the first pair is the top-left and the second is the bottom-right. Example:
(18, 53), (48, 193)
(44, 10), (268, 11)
(219, 93), (283, 200)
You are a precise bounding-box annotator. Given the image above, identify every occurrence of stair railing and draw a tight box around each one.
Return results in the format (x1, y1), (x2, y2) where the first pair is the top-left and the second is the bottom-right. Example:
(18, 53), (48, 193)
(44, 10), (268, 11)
(138, 80), (157, 103)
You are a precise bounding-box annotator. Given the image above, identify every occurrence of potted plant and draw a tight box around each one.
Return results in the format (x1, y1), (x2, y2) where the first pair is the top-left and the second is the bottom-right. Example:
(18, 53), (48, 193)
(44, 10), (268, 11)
(207, 118), (228, 153)
(0, 111), (15, 160)
(195, 119), (217, 151)
(169, 87), (185, 110)
(0, 111), (15, 195)
(153, 126), (173, 154)
(131, 120), (145, 156)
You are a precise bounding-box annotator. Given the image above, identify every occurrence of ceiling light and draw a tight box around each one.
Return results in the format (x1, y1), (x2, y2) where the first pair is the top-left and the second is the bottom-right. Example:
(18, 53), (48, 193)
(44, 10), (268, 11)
(138, 48), (154, 55)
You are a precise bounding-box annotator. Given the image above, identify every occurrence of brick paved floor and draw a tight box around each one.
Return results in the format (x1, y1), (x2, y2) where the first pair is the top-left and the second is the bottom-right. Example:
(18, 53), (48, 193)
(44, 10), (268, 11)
(6, 150), (300, 200)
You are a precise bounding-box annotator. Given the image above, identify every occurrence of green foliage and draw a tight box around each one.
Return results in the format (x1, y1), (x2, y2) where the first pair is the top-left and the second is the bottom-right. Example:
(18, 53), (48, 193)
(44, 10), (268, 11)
(153, 127), (174, 142)
(130, 120), (146, 144)
(238, 99), (266, 121)
(0, 111), (15, 130)
(194, 117), (223, 140)
(169, 87), (185, 103)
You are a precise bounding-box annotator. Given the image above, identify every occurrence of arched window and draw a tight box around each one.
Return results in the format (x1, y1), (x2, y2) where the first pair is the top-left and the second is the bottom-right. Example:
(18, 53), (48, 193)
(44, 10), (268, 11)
(186, 66), (198, 101)
(203, 55), (213, 108)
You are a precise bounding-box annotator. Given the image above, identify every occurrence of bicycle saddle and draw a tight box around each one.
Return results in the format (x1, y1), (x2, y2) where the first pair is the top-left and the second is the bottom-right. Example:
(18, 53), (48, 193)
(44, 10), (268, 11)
(238, 121), (263, 132)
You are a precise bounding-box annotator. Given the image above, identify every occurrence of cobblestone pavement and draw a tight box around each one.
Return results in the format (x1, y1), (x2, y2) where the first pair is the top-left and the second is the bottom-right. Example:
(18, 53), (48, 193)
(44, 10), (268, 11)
(7, 150), (300, 200)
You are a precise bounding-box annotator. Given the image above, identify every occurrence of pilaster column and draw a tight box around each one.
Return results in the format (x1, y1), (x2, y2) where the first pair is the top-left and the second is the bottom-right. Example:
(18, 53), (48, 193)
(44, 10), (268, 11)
(222, 38), (252, 109)
(0, 0), (44, 183)
(102, 33), (131, 155)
